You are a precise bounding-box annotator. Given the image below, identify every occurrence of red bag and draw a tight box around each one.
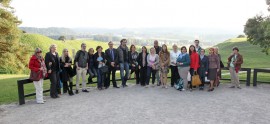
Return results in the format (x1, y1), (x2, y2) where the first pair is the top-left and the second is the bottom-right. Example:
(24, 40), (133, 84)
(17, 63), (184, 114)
(29, 70), (42, 81)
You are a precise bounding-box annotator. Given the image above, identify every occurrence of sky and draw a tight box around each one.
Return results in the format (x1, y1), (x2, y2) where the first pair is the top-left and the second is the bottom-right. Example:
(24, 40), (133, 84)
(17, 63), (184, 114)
(11, 0), (269, 33)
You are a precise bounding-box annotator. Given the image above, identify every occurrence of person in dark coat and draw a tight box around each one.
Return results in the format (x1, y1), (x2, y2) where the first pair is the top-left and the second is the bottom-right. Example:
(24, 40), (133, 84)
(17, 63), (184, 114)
(60, 48), (74, 95)
(128, 45), (140, 84)
(87, 48), (97, 84)
(198, 49), (209, 90)
(94, 46), (106, 90)
(45, 44), (61, 98)
(137, 46), (148, 86)
(105, 41), (119, 88)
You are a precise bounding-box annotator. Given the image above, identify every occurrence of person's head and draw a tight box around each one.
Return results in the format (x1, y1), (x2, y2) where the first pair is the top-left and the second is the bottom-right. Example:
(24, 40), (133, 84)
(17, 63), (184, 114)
(142, 46), (147, 53)
(96, 46), (103, 53)
(214, 47), (219, 54)
(120, 39), (127, 47)
(108, 41), (114, 49)
(200, 49), (205, 56)
(34, 48), (42, 57)
(81, 43), (86, 51)
(209, 48), (214, 55)
(130, 44), (136, 52)
(232, 46), (239, 54)
(180, 46), (187, 53)
(194, 40), (200, 46)
(88, 48), (94, 55)
(189, 45), (196, 55)
(150, 47), (156, 54)
(62, 48), (69, 56)
(61, 48), (69, 61)
(49, 44), (57, 53)
(172, 44), (178, 52)
(154, 40), (158, 47)
(161, 44), (168, 53)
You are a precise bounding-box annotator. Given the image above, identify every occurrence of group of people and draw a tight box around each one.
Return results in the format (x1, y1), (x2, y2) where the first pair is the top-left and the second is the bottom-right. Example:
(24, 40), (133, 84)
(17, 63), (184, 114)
(28, 39), (243, 104)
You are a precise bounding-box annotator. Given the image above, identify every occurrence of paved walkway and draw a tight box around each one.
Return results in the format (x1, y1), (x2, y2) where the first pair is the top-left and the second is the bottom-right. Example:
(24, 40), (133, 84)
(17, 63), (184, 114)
(0, 83), (270, 124)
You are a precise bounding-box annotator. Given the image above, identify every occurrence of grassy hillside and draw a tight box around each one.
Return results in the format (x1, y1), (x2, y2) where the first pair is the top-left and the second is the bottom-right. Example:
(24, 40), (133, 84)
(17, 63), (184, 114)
(216, 38), (270, 68)
(20, 33), (109, 57)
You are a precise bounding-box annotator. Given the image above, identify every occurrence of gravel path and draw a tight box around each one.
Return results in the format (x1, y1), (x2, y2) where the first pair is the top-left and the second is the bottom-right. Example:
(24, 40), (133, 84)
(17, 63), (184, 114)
(0, 83), (270, 124)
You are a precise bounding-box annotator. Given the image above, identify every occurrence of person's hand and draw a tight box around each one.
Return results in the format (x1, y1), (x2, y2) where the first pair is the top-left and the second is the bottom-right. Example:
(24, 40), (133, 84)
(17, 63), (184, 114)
(77, 67), (80, 70)
(205, 71), (208, 75)
(217, 69), (220, 72)
(99, 62), (103, 64)
(172, 62), (176, 65)
(48, 70), (52, 74)
(64, 63), (69, 67)
(132, 64), (135, 67)
(138, 66), (141, 69)
(111, 63), (115, 67)
(161, 63), (164, 67)
(39, 68), (43, 71)
(179, 63), (183, 65)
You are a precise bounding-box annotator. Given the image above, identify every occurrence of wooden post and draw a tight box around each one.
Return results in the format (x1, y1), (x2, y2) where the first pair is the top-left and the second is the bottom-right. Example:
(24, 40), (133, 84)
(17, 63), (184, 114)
(17, 80), (25, 105)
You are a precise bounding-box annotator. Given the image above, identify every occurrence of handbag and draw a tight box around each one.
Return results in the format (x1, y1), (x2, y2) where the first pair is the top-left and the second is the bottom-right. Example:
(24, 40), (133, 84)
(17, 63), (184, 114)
(29, 70), (42, 81)
(191, 72), (202, 86)
(100, 65), (108, 74)
(220, 60), (225, 68)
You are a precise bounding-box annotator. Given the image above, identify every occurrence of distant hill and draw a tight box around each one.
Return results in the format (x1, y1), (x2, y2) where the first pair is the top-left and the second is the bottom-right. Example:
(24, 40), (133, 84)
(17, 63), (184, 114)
(20, 33), (108, 58)
(215, 38), (270, 68)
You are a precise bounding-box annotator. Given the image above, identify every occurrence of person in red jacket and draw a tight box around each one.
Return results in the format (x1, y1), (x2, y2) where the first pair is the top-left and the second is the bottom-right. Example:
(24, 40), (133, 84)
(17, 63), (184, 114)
(189, 45), (200, 91)
(29, 48), (47, 104)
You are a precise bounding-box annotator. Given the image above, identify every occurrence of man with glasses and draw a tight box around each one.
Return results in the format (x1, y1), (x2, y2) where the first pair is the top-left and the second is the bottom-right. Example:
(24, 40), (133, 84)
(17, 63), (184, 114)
(117, 39), (129, 88)
(74, 43), (89, 93)
(105, 41), (120, 88)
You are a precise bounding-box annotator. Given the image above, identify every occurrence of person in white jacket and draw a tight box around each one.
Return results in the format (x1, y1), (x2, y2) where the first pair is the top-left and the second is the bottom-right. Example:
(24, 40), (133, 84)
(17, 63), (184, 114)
(170, 44), (181, 87)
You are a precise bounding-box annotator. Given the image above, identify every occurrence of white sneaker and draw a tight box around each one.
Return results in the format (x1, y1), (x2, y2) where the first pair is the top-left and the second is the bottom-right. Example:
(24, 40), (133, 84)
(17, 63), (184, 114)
(145, 85), (149, 88)
(152, 84), (155, 87)
(37, 101), (44, 104)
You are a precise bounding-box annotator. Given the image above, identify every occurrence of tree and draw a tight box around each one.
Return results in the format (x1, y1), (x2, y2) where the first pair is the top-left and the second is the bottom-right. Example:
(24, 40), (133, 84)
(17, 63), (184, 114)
(0, 0), (29, 73)
(237, 35), (246, 38)
(244, 1), (270, 55)
(58, 35), (66, 41)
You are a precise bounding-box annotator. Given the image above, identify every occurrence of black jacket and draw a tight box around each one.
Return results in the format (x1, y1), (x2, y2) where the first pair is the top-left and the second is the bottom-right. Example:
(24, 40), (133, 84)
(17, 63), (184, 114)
(105, 48), (118, 66)
(93, 52), (105, 69)
(137, 52), (148, 67)
(60, 56), (73, 82)
(45, 52), (60, 72)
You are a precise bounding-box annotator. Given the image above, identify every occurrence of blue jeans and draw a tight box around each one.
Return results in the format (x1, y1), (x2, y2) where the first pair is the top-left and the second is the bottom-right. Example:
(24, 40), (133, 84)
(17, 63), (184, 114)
(146, 67), (157, 85)
(97, 68), (105, 88)
(119, 62), (129, 86)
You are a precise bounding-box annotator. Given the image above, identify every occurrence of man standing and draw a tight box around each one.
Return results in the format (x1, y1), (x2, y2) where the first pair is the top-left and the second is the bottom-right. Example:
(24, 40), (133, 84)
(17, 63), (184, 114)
(75, 43), (89, 93)
(105, 41), (120, 88)
(194, 40), (202, 54)
(228, 47), (243, 89)
(154, 40), (162, 86)
(117, 39), (129, 88)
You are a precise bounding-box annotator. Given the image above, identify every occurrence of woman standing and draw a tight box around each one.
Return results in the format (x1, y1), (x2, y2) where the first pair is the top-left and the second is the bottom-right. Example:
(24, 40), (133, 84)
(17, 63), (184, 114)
(60, 48), (74, 96)
(45, 44), (61, 98)
(146, 47), (159, 88)
(189, 45), (200, 91)
(170, 44), (181, 87)
(137, 46), (148, 86)
(88, 48), (97, 84)
(198, 49), (209, 90)
(228, 47), (243, 89)
(128, 45), (140, 84)
(214, 47), (222, 87)
(176, 46), (190, 91)
(207, 48), (220, 92)
(94, 46), (106, 90)
(29, 48), (47, 104)
(159, 44), (170, 89)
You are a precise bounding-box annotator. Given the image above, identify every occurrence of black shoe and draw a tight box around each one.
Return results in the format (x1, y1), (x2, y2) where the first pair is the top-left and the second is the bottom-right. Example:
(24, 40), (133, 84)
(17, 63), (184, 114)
(199, 87), (204, 90)
(75, 90), (79, 94)
(124, 85), (128, 87)
(113, 86), (120, 88)
(208, 88), (214, 92)
(82, 89), (89, 93)
(171, 85), (174, 87)
(63, 90), (67, 94)
(229, 86), (235, 88)
(157, 84), (161, 86)
(237, 87), (242, 89)
(68, 91), (74, 96)
(98, 88), (102, 90)
(105, 86), (109, 89)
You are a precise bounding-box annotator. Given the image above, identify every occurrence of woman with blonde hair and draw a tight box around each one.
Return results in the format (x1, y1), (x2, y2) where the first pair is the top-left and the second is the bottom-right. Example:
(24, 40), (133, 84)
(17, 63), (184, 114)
(159, 44), (170, 88)
(146, 47), (159, 88)
(60, 48), (74, 95)
(29, 48), (47, 104)
(45, 44), (61, 98)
